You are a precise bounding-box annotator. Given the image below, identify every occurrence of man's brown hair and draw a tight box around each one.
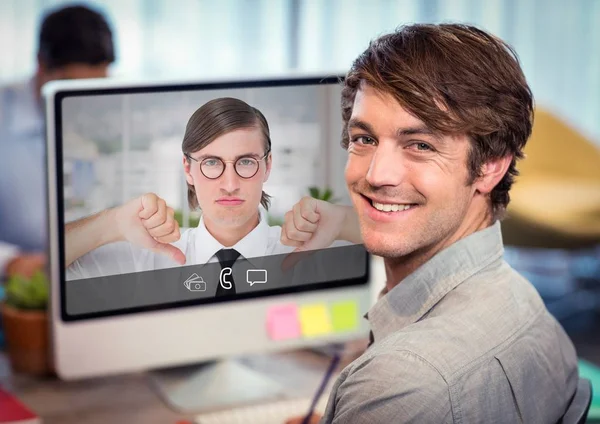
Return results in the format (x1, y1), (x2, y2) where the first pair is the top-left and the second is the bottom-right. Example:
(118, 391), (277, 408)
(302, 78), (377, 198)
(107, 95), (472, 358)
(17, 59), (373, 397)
(341, 23), (534, 219)
(182, 97), (272, 210)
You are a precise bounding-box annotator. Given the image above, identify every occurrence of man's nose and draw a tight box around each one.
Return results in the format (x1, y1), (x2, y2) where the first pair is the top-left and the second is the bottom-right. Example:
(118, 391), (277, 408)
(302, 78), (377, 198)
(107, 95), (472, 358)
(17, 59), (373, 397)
(365, 145), (407, 187)
(221, 164), (241, 192)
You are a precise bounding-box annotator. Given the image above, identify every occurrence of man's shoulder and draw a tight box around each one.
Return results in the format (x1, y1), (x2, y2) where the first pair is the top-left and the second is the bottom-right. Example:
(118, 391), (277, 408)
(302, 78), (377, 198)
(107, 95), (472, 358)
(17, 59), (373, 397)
(327, 348), (452, 423)
(266, 223), (282, 237)
(346, 345), (446, 381)
(264, 224), (296, 255)
(170, 227), (197, 255)
(0, 79), (30, 105)
(365, 323), (469, 381)
(339, 347), (449, 397)
(174, 227), (196, 244)
(347, 308), (576, 422)
(0, 80), (21, 125)
(0, 79), (27, 92)
(371, 263), (576, 381)
(0, 78), (40, 139)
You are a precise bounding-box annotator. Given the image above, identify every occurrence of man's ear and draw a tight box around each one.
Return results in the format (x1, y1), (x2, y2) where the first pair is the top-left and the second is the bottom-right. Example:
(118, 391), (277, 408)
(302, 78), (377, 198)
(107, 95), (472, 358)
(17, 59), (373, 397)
(474, 155), (513, 194)
(182, 156), (194, 185)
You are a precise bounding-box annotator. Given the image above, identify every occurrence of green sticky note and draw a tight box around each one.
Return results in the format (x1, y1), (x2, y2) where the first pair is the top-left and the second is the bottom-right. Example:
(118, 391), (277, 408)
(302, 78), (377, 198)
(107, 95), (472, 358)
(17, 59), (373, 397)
(331, 300), (358, 332)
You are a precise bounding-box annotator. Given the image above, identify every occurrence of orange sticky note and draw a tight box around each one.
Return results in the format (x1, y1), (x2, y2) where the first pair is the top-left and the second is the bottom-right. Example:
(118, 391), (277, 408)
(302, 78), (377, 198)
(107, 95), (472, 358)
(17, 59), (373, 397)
(266, 304), (301, 341)
(299, 304), (332, 337)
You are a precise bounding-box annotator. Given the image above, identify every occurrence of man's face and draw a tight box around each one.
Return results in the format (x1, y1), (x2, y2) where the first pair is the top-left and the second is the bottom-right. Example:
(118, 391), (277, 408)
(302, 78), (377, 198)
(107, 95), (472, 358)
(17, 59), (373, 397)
(344, 84), (477, 259)
(183, 127), (271, 229)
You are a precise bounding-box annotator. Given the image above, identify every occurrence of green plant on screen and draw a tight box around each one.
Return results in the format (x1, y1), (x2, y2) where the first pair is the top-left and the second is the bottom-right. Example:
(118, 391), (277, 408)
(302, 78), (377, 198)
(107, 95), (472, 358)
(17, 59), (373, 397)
(308, 186), (339, 203)
(174, 209), (201, 228)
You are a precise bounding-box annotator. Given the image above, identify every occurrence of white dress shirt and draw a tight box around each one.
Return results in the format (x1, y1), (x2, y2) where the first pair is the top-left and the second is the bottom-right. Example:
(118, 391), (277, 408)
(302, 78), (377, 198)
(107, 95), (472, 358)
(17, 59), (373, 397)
(66, 208), (295, 281)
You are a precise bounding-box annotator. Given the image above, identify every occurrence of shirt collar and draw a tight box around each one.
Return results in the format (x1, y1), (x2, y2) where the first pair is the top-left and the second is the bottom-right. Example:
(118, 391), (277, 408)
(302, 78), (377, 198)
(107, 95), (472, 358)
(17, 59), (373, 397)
(367, 221), (505, 343)
(193, 207), (270, 267)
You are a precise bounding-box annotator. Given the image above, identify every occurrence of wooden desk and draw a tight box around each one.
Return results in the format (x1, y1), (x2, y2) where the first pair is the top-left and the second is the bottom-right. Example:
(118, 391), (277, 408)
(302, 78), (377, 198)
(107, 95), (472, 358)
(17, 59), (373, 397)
(0, 349), (185, 424)
(0, 340), (367, 424)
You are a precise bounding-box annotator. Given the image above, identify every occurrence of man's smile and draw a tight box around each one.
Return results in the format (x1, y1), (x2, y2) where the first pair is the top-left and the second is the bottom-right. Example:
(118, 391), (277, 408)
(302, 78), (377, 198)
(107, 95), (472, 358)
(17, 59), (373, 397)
(358, 193), (419, 222)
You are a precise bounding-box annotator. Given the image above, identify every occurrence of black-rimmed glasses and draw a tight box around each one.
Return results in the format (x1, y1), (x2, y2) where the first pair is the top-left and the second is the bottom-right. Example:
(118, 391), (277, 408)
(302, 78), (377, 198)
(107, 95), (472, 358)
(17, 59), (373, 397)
(185, 149), (270, 179)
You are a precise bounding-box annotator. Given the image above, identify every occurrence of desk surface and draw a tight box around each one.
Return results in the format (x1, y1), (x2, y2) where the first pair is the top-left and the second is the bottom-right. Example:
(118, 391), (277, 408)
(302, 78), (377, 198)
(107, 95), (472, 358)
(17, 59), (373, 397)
(0, 350), (187, 423)
(0, 341), (367, 424)
(4, 342), (599, 423)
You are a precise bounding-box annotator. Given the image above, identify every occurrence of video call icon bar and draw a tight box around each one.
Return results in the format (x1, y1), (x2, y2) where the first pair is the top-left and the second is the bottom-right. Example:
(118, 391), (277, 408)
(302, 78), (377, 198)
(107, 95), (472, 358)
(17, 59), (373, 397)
(183, 269), (268, 292)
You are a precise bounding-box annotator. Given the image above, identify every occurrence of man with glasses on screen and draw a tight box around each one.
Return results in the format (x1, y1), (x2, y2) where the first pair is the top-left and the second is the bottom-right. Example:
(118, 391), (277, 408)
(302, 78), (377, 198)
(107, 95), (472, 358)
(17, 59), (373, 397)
(65, 97), (300, 290)
(284, 24), (580, 424)
(0, 5), (114, 281)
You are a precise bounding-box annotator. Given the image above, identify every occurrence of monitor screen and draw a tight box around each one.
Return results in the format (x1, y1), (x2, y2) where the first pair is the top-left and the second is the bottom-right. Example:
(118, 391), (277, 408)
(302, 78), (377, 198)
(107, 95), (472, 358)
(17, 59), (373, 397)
(54, 76), (369, 322)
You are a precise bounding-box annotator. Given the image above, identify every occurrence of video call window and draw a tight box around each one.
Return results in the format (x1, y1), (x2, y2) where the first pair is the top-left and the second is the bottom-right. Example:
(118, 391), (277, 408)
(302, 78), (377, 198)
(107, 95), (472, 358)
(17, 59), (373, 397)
(56, 78), (369, 320)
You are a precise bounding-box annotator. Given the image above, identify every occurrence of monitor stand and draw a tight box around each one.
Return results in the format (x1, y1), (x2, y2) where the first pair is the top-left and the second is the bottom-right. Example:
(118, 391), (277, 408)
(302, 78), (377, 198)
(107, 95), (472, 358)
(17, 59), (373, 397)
(146, 351), (326, 414)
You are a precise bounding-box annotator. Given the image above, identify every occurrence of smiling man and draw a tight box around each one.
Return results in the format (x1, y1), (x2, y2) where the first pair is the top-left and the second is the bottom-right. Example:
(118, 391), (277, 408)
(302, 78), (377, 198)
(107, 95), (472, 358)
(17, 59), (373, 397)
(284, 24), (579, 423)
(65, 97), (294, 285)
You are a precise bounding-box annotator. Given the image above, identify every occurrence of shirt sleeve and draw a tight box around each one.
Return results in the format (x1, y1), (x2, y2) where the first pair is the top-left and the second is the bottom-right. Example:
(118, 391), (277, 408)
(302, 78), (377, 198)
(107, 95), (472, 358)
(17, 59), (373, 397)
(66, 242), (141, 280)
(322, 351), (453, 424)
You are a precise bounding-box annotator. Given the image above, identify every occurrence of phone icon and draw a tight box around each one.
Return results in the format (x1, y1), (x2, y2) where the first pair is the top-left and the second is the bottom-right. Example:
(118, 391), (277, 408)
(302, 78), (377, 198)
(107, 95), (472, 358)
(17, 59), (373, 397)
(219, 267), (233, 289)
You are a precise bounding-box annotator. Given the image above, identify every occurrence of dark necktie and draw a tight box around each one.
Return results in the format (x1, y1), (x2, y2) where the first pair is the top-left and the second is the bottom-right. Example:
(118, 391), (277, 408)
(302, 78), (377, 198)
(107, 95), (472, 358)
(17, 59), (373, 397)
(215, 248), (241, 297)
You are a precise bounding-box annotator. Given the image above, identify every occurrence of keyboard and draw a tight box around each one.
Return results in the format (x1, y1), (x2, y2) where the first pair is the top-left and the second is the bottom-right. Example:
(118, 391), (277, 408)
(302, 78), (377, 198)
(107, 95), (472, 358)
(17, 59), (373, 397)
(194, 397), (327, 424)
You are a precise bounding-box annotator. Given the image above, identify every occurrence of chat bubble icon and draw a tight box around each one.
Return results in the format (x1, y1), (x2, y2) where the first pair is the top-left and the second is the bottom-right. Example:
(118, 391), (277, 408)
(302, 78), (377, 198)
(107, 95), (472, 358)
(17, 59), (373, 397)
(247, 269), (267, 287)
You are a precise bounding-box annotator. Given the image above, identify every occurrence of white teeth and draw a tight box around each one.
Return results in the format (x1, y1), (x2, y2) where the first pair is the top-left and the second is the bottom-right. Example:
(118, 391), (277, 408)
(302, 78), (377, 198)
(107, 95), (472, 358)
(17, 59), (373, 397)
(372, 202), (413, 212)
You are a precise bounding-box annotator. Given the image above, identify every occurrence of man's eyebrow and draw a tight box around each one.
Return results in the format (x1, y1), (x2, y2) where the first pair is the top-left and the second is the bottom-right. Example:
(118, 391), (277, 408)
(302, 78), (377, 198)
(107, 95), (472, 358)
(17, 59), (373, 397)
(347, 118), (375, 134)
(397, 126), (444, 142)
(195, 152), (263, 161)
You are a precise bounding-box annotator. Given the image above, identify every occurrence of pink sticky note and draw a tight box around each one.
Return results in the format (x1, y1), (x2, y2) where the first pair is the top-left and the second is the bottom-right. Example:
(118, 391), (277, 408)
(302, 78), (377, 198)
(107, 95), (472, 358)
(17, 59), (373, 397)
(266, 304), (301, 341)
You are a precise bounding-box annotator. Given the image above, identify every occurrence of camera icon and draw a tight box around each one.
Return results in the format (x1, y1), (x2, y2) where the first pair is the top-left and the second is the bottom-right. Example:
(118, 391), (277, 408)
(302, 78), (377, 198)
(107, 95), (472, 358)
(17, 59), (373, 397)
(184, 273), (206, 292)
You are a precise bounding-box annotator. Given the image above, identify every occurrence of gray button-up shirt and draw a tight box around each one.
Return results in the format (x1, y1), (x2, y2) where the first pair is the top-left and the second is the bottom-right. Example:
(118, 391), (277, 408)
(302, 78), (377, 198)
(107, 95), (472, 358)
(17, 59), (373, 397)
(322, 221), (579, 423)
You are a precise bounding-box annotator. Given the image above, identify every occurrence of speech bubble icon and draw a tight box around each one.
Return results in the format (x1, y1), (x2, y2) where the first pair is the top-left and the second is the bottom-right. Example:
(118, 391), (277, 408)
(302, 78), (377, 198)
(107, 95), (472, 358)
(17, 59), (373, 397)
(247, 269), (267, 286)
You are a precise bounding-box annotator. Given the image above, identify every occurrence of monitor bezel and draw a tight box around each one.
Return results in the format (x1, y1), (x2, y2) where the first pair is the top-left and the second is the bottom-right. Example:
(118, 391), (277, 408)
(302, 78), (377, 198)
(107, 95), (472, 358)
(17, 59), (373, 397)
(47, 75), (370, 323)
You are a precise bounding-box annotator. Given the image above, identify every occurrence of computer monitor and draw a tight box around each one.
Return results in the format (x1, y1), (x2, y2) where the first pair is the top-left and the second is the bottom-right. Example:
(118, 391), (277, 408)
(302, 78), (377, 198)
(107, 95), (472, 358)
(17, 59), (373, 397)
(43, 74), (373, 411)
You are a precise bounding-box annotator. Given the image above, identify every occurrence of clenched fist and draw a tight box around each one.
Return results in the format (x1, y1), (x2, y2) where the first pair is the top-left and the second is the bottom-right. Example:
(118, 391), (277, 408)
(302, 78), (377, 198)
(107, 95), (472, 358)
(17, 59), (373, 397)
(280, 196), (349, 252)
(114, 193), (186, 265)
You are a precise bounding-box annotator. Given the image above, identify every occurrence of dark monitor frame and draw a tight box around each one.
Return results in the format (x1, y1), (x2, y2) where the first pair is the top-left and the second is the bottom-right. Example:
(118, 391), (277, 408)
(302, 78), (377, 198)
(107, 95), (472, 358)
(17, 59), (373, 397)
(51, 75), (370, 322)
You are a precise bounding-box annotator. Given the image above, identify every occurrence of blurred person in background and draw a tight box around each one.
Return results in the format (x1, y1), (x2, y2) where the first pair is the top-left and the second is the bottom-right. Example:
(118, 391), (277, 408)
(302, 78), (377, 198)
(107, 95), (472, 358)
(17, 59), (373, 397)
(0, 4), (115, 281)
